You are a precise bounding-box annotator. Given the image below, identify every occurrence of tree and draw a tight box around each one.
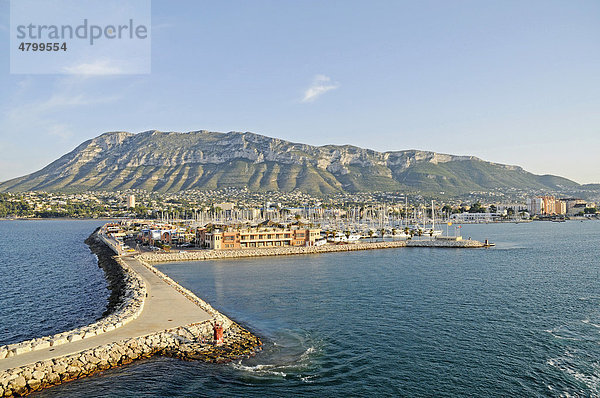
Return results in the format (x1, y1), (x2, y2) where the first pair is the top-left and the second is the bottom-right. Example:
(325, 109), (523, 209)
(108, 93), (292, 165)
(469, 202), (486, 213)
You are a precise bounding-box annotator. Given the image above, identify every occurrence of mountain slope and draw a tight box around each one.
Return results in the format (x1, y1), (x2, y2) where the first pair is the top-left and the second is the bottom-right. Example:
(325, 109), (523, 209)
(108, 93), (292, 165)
(0, 130), (581, 195)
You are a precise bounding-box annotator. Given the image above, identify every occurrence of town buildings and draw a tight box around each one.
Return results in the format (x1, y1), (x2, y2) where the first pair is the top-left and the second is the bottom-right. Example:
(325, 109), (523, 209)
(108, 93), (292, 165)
(526, 196), (567, 215)
(134, 221), (321, 251)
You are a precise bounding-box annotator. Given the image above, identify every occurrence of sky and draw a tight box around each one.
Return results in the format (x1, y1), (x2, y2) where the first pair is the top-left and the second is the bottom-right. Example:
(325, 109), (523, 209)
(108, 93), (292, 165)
(0, 0), (599, 184)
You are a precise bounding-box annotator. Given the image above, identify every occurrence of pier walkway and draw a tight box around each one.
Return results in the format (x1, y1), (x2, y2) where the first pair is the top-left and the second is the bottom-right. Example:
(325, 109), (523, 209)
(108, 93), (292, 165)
(0, 257), (212, 372)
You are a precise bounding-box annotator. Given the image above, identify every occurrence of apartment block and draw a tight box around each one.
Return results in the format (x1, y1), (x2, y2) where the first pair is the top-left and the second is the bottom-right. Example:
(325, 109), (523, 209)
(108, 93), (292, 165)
(197, 227), (321, 250)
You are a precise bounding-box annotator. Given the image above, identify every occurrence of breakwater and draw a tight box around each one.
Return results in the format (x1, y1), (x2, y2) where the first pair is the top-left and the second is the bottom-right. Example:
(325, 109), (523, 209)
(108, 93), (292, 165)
(0, 234), (146, 361)
(0, 321), (259, 397)
(405, 239), (485, 248)
(0, 231), (261, 397)
(138, 239), (486, 263)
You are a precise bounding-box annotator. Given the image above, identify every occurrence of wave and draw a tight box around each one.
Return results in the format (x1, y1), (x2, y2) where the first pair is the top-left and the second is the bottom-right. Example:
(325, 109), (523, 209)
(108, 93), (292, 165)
(231, 362), (288, 378)
(301, 374), (317, 383)
(547, 354), (600, 395)
(581, 319), (600, 329)
(230, 344), (320, 381)
(545, 329), (582, 342)
(300, 346), (316, 359)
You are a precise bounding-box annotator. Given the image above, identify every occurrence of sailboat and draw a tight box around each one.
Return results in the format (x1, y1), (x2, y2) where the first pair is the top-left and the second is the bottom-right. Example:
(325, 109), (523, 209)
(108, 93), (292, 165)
(425, 200), (443, 237)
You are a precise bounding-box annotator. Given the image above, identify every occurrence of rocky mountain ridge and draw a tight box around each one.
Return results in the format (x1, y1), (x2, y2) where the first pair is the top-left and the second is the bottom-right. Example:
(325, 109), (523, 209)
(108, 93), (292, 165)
(0, 130), (579, 195)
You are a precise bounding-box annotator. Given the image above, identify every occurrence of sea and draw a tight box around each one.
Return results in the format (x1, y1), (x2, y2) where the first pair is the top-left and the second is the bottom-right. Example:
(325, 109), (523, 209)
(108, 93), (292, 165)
(1, 219), (600, 397)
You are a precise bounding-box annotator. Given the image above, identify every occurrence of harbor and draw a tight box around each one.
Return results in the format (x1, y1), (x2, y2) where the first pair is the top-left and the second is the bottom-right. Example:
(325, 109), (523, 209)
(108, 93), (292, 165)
(0, 220), (489, 396)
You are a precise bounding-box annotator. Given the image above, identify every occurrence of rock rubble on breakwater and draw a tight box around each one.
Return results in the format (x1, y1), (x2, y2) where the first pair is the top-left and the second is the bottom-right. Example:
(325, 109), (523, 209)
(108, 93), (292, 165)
(0, 321), (260, 397)
(138, 238), (486, 263)
(85, 230), (130, 317)
(0, 230), (261, 397)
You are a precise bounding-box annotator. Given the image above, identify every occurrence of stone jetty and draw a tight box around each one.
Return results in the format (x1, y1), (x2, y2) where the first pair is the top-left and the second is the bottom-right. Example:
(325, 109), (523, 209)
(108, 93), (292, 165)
(138, 238), (487, 263)
(0, 231), (261, 397)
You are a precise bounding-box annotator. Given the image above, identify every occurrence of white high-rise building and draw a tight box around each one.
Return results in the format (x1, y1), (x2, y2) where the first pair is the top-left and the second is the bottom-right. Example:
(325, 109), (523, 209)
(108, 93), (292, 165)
(527, 197), (544, 215)
(127, 194), (136, 209)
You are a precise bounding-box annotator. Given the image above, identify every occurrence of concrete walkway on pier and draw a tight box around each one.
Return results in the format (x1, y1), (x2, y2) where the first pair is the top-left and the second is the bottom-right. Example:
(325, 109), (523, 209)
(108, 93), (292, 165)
(0, 257), (212, 372)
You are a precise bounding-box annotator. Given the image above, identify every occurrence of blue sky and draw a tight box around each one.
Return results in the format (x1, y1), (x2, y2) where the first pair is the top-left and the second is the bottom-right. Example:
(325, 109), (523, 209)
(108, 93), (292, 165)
(1, 0), (599, 184)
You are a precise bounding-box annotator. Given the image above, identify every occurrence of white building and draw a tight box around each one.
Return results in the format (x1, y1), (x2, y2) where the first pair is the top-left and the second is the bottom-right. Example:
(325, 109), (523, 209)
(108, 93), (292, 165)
(214, 202), (235, 211)
(450, 213), (502, 223)
(127, 195), (136, 209)
(526, 197), (543, 215)
(496, 204), (528, 214)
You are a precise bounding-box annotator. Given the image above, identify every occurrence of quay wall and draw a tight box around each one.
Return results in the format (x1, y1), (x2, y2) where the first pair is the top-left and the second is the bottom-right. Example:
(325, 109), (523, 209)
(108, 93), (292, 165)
(139, 240), (409, 263)
(138, 239), (485, 263)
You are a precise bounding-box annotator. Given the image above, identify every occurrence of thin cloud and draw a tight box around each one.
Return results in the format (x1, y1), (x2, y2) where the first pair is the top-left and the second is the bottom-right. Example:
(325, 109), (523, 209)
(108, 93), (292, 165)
(3, 74), (122, 146)
(301, 75), (340, 103)
(47, 123), (74, 140)
(62, 59), (124, 75)
(7, 92), (120, 122)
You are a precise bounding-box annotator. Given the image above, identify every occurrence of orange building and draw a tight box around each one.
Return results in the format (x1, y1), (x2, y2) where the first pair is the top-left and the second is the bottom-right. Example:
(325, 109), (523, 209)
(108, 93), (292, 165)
(528, 196), (566, 215)
(197, 227), (321, 250)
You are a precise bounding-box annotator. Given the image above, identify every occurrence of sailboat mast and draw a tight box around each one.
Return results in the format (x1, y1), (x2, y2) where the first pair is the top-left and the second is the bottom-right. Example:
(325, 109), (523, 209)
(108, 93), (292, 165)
(432, 200), (435, 230)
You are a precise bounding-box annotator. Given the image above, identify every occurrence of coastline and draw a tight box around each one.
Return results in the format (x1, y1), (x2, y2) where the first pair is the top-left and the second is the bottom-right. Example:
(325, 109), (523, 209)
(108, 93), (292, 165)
(0, 230), (261, 397)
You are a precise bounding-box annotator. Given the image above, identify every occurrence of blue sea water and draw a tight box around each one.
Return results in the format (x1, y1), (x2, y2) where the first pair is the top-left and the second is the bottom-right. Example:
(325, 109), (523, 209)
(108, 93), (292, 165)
(0, 220), (108, 346)
(2, 220), (600, 396)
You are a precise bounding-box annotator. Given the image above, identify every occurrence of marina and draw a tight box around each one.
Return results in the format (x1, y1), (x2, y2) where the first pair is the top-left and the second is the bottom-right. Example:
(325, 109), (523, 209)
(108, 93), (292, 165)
(0, 217), (490, 396)
(1, 220), (600, 396)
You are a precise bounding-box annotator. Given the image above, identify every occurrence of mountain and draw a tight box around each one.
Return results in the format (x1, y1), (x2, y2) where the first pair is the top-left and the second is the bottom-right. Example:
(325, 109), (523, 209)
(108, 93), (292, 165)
(0, 130), (581, 195)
